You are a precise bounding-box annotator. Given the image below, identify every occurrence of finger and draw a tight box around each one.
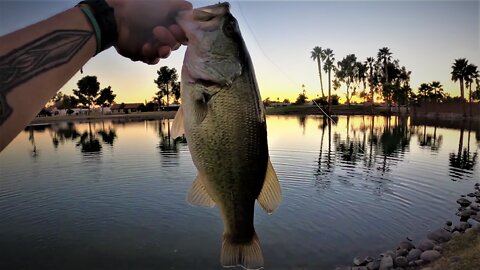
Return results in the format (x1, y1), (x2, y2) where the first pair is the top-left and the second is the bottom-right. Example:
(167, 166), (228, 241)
(142, 43), (159, 61)
(169, 24), (187, 44)
(174, 0), (193, 11)
(152, 26), (178, 48)
(146, 58), (160, 65)
(158, 46), (172, 59)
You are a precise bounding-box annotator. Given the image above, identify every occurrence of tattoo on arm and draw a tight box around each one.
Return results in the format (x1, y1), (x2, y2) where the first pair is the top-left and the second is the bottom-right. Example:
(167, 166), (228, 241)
(0, 30), (93, 125)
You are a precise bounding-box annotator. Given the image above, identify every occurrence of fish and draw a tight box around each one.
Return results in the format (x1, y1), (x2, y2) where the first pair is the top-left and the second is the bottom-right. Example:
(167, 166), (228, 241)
(172, 2), (282, 269)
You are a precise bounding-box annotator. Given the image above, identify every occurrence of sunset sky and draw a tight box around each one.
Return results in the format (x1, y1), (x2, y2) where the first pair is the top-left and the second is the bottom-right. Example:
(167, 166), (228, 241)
(1, 0), (479, 104)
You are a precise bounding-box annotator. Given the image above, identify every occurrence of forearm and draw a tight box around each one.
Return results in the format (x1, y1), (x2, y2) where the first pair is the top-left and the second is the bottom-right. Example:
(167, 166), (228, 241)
(0, 6), (96, 152)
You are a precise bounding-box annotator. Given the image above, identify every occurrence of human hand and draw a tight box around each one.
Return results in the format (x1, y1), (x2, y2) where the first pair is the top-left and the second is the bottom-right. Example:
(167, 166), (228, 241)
(106, 0), (192, 64)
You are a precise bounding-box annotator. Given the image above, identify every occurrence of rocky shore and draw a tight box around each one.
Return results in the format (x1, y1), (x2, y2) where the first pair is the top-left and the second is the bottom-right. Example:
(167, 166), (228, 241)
(337, 183), (480, 270)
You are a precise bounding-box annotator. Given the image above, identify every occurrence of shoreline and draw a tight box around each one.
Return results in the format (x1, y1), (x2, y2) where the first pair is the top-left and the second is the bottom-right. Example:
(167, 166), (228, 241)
(29, 106), (480, 126)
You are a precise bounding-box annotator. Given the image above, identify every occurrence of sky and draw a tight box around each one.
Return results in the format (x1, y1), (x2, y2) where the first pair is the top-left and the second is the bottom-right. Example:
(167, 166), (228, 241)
(1, 0), (479, 104)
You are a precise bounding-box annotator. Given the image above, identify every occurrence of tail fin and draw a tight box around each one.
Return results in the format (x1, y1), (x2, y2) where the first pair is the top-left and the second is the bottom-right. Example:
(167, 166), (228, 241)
(221, 233), (264, 270)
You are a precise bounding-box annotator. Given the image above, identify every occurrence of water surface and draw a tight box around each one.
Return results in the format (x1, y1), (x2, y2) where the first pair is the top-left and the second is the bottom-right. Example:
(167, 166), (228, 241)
(0, 116), (479, 269)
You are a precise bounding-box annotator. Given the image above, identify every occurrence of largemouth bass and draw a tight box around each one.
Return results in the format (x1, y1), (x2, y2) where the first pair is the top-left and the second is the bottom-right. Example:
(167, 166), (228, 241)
(172, 2), (282, 269)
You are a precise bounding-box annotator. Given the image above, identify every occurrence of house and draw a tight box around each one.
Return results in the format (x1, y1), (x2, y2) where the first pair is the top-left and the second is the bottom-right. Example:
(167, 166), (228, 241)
(110, 103), (144, 114)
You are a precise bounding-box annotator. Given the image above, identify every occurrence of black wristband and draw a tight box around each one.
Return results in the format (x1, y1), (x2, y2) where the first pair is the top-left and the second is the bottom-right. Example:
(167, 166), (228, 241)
(78, 0), (118, 54)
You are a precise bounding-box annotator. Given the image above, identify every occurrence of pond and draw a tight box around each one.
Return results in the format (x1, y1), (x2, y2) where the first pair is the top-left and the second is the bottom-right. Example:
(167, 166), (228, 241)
(0, 115), (479, 269)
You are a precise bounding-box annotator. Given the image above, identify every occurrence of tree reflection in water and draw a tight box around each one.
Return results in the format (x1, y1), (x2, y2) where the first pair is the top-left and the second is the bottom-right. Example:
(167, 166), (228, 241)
(449, 129), (478, 180)
(157, 119), (186, 154)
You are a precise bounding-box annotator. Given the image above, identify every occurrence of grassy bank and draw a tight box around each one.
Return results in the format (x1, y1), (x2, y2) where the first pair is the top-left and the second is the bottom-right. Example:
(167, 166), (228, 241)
(30, 111), (176, 125)
(266, 104), (391, 115)
(422, 229), (480, 270)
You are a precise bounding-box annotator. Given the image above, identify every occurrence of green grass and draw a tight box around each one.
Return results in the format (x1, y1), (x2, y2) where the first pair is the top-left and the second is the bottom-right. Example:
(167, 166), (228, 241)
(424, 229), (480, 270)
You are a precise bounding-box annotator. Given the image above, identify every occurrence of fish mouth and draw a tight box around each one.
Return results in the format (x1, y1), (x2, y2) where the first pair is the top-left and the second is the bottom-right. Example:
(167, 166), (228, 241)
(194, 2), (230, 20)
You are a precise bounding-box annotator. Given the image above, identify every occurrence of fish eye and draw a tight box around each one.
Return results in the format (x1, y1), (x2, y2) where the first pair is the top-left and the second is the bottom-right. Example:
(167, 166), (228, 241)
(223, 17), (237, 38)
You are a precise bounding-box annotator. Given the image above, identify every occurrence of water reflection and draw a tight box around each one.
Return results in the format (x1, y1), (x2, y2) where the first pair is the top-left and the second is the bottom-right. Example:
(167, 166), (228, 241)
(314, 115), (478, 191)
(449, 129), (478, 180)
(24, 121), (118, 155)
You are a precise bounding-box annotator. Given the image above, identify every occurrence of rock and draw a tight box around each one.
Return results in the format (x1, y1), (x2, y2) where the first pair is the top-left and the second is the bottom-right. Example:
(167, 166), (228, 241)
(433, 245), (443, 252)
(470, 203), (479, 211)
(467, 218), (480, 228)
(352, 267), (368, 270)
(398, 240), (414, 251)
(395, 249), (408, 258)
(455, 222), (470, 232)
(460, 209), (475, 219)
(335, 267), (351, 270)
(394, 256), (408, 268)
(452, 231), (461, 237)
(420, 250), (441, 262)
(465, 228), (474, 234)
(354, 256), (367, 266)
(426, 228), (452, 243)
(420, 268), (433, 270)
(365, 256), (374, 263)
(467, 192), (476, 197)
(414, 259), (424, 266)
(379, 255), (393, 270)
(417, 239), (435, 251)
(443, 225), (452, 232)
(366, 260), (380, 270)
(446, 220), (453, 226)
(473, 212), (480, 222)
(457, 198), (472, 207)
(406, 249), (422, 261)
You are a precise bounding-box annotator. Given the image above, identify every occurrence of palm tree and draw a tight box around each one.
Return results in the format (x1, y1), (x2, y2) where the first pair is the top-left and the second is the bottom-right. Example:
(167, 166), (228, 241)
(429, 81), (443, 103)
(311, 46), (325, 97)
(418, 83), (432, 114)
(154, 66), (179, 108)
(366, 57), (376, 114)
(323, 48), (335, 114)
(451, 58), (469, 101)
(377, 47), (392, 84)
(465, 64), (479, 102)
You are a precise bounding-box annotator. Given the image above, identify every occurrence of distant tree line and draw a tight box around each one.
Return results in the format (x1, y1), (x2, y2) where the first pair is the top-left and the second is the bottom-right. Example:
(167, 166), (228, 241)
(308, 46), (479, 115)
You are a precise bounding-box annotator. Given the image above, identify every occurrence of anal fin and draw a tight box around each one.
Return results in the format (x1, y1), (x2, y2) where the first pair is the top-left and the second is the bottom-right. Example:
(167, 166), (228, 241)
(187, 173), (215, 207)
(257, 158), (282, 214)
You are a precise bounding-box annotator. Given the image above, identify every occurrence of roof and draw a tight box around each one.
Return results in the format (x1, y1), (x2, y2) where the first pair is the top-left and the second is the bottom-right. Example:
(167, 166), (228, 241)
(110, 103), (143, 110)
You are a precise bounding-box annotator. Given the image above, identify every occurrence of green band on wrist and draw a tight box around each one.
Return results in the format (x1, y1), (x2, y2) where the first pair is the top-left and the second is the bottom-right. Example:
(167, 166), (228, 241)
(79, 5), (102, 55)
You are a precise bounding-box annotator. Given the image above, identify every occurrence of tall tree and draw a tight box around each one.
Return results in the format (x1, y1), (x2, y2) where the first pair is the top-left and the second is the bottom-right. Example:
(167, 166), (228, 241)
(73, 75), (100, 111)
(323, 48), (335, 114)
(365, 57), (376, 114)
(96, 86), (116, 113)
(429, 81), (444, 103)
(377, 47), (392, 84)
(336, 54), (358, 105)
(154, 66), (179, 107)
(465, 64), (479, 103)
(451, 58), (469, 101)
(311, 46), (325, 97)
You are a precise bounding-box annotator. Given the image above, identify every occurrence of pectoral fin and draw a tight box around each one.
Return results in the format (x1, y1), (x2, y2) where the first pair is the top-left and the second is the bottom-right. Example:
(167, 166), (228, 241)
(171, 105), (185, 138)
(187, 173), (215, 207)
(257, 159), (282, 214)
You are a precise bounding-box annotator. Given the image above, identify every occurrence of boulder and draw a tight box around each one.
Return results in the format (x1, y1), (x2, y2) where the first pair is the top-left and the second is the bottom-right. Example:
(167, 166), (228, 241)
(398, 240), (414, 251)
(354, 256), (367, 266)
(420, 250), (441, 262)
(379, 255), (393, 270)
(457, 198), (471, 207)
(406, 249), (422, 261)
(395, 249), (408, 258)
(366, 260), (380, 270)
(394, 256), (408, 268)
(427, 228), (452, 243)
(417, 239), (435, 251)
